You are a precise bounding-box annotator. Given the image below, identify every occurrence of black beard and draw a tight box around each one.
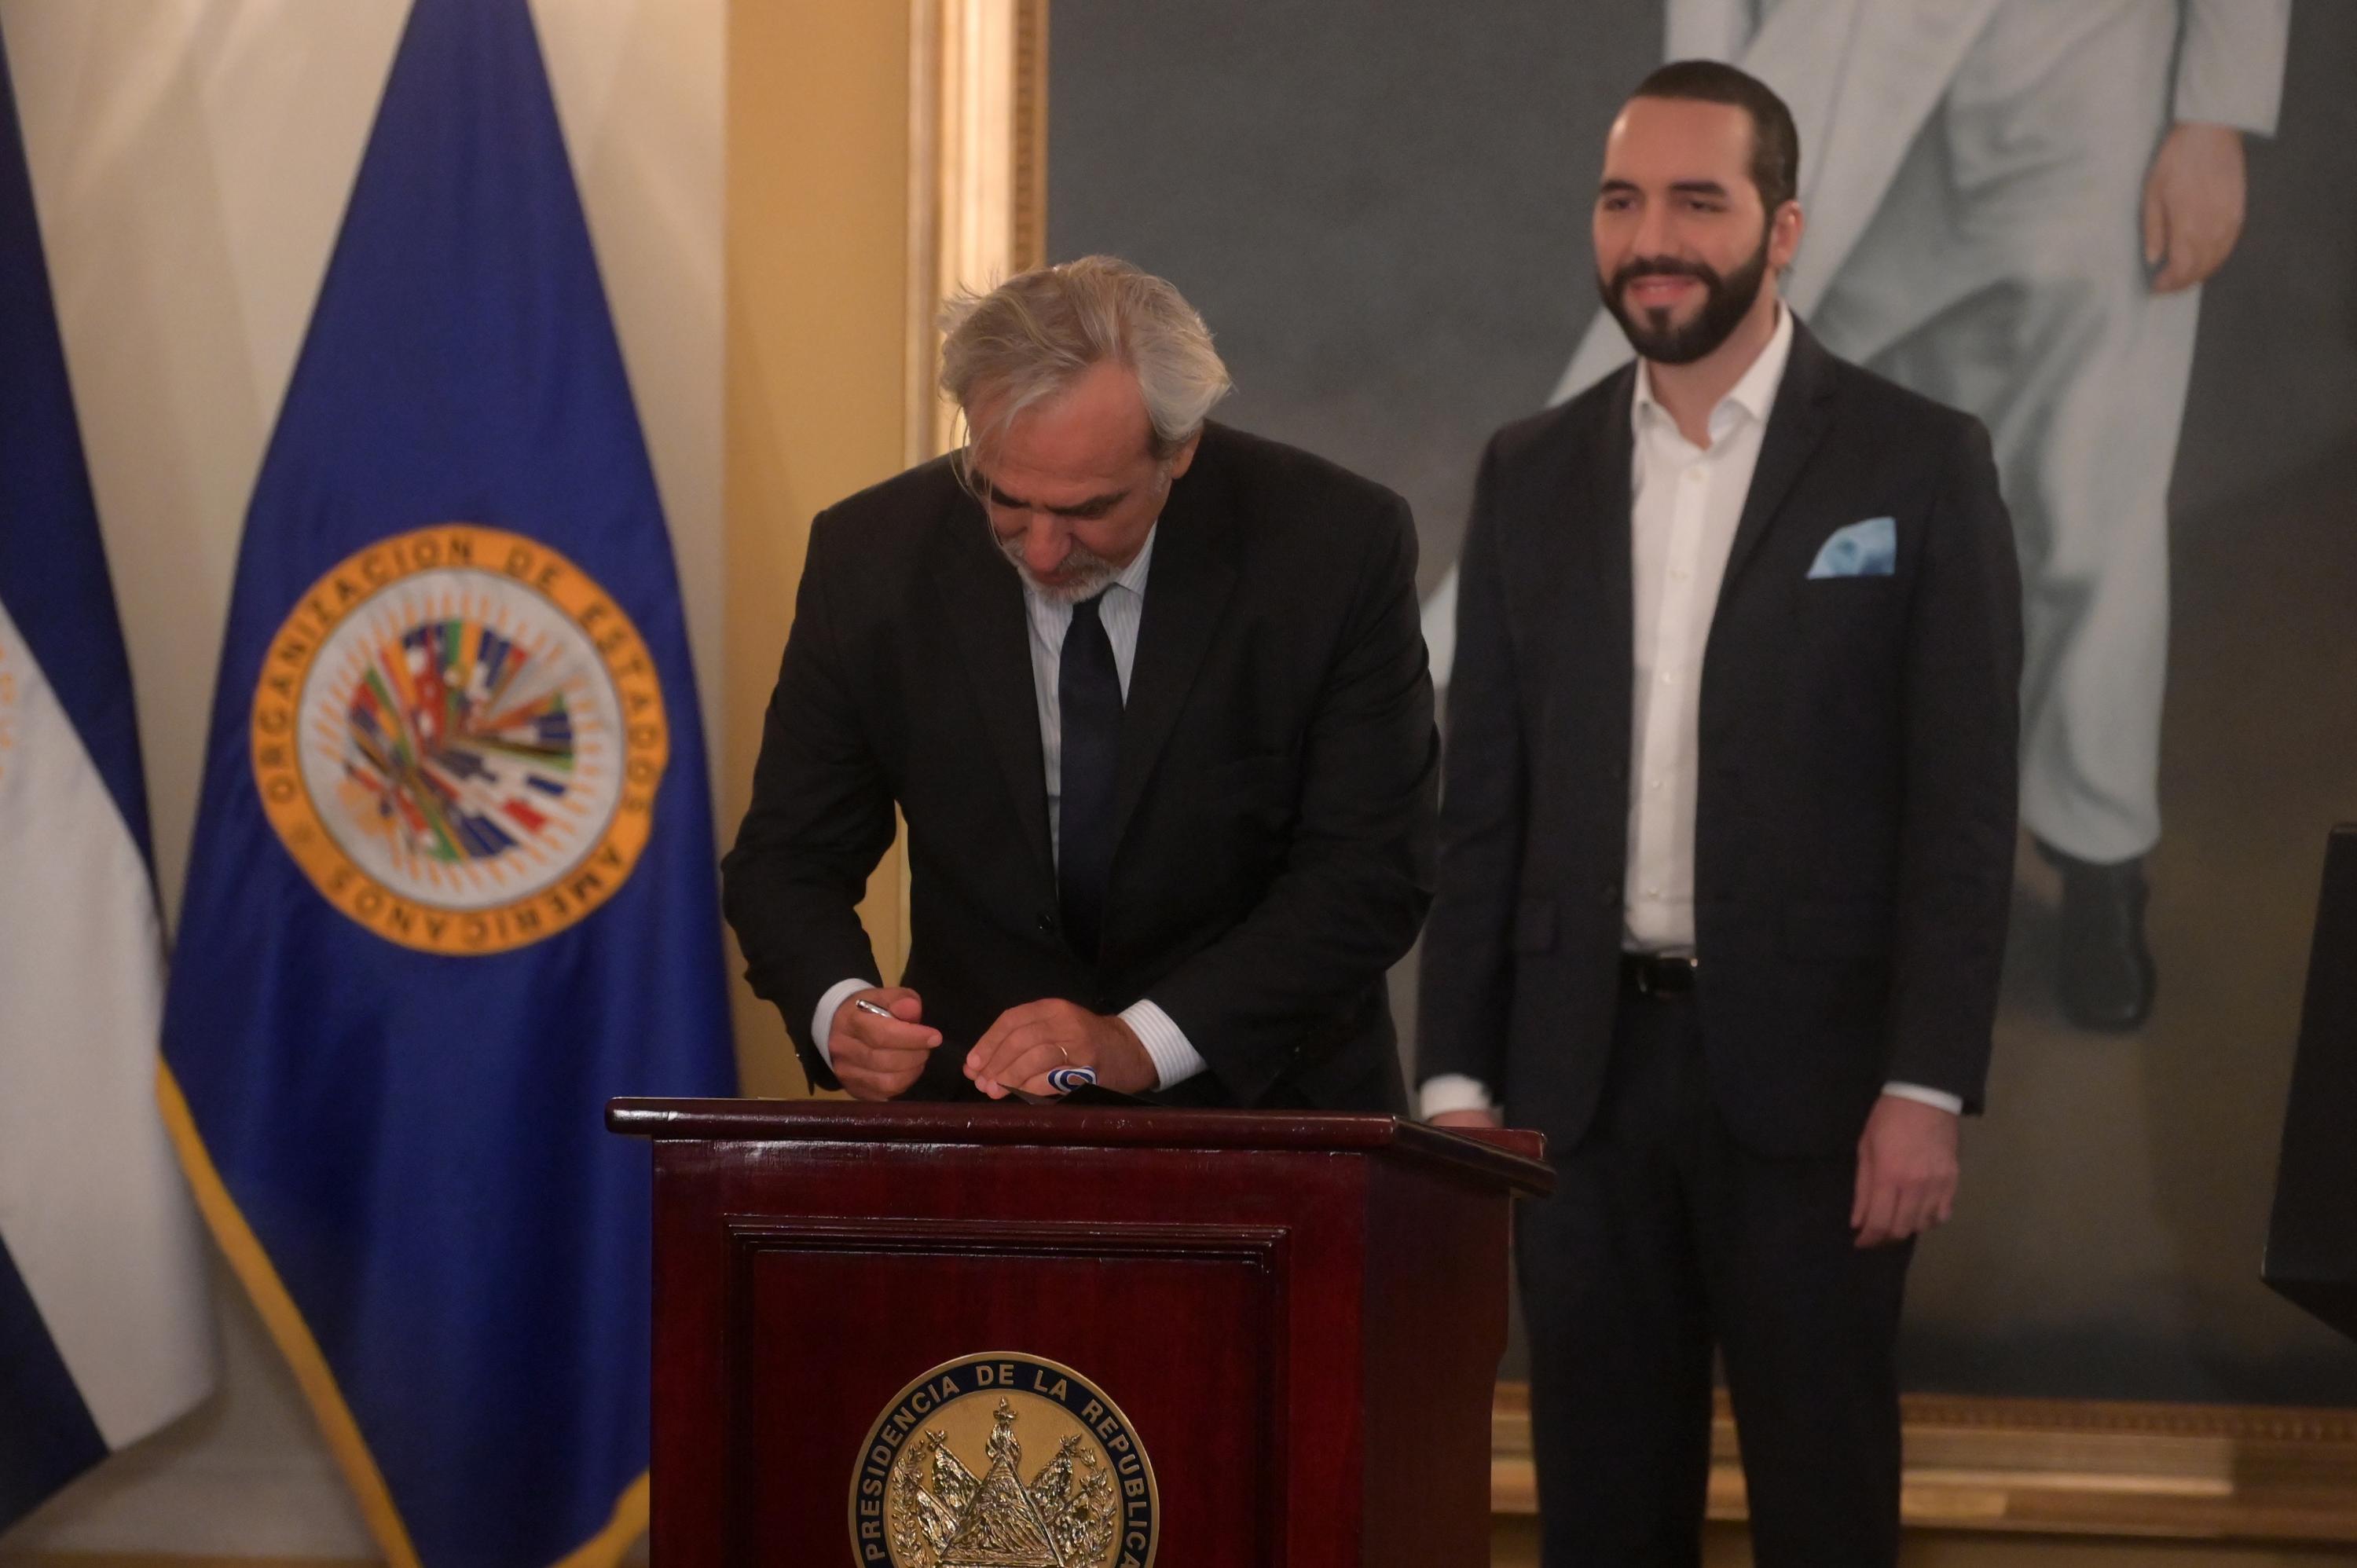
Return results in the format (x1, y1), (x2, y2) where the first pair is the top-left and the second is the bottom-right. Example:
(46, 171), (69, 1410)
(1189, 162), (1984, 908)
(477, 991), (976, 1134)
(1597, 235), (1771, 366)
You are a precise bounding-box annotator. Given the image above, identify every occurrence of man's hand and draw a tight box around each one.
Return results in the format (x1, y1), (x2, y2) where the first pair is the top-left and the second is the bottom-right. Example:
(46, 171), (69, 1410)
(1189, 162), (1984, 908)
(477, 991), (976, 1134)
(1429, 1108), (1503, 1130)
(828, 987), (941, 1101)
(1851, 1094), (1960, 1249)
(2143, 122), (2248, 295)
(965, 1000), (1159, 1098)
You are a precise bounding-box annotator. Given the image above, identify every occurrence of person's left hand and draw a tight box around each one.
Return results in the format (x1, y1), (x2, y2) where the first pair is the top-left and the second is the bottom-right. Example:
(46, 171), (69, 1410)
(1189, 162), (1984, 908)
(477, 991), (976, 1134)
(2143, 122), (2249, 295)
(965, 1000), (1160, 1098)
(1850, 1094), (1960, 1248)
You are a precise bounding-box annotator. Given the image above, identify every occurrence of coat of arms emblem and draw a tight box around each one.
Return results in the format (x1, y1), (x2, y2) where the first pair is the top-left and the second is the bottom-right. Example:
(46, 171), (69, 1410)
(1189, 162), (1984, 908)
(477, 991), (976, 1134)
(851, 1354), (1158, 1568)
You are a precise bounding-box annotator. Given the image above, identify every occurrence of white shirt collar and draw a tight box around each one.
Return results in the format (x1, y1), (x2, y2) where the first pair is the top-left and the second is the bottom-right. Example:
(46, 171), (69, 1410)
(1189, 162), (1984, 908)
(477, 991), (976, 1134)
(1106, 522), (1157, 599)
(1632, 302), (1795, 440)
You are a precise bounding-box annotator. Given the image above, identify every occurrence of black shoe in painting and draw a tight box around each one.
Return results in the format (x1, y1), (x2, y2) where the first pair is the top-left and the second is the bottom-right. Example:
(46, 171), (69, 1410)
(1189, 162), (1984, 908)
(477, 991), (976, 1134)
(2037, 841), (2157, 1031)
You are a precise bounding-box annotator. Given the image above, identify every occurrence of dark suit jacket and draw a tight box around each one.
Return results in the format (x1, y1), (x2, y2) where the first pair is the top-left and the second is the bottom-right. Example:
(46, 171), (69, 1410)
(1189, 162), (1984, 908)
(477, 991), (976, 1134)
(1417, 323), (2022, 1157)
(724, 422), (1439, 1112)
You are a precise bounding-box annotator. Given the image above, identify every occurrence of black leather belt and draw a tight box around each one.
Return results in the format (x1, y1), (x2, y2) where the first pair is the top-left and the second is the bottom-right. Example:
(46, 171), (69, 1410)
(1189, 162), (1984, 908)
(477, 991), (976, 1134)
(1620, 952), (1699, 997)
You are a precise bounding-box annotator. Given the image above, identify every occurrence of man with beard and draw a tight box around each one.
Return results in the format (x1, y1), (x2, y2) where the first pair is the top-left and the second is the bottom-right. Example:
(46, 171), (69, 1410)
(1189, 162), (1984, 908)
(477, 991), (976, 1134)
(1541, 2), (2291, 1033)
(1417, 64), (2021, 1566)
(725, 255), (1437, 1112)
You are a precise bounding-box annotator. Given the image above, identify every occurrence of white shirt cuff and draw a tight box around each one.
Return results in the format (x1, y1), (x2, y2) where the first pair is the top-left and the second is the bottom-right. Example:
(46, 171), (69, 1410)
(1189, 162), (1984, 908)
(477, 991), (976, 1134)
(1120, 1000), (1205, 1090)
(1419, 1074), (1496, 1119)
(811, 976), (872, 1069)
(1882, 1081), (1964, 1116)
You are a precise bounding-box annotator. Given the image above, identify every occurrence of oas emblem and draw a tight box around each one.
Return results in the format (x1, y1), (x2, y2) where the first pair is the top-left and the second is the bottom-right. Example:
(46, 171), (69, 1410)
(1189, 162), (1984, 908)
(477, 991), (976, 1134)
(850, 1353), (1159, 1568)
(250, 525), (666, 955)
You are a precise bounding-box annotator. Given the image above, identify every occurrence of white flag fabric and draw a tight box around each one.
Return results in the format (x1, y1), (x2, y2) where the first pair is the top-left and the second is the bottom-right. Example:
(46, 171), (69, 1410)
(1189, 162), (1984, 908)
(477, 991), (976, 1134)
(0, 27), (215, 1530)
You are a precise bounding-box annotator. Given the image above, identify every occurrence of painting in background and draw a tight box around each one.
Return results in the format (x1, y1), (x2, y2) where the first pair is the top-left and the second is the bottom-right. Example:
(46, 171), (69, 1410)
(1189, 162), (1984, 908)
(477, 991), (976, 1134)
(1050, 0), (2357, 1405)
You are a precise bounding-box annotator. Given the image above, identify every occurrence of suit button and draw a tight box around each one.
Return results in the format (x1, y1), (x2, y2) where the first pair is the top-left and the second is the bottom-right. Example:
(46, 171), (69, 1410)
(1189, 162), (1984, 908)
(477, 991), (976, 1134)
(1036, 910), (1058, 935)
(1608, 762), (1628, 784)
(1599, 883), (1621, 907)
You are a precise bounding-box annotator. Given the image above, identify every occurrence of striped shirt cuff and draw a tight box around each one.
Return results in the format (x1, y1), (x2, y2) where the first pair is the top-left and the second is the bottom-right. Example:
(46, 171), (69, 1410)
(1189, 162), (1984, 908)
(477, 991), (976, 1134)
(811, 976), (872, 1069)
(1120, 1000), (1207, 1090)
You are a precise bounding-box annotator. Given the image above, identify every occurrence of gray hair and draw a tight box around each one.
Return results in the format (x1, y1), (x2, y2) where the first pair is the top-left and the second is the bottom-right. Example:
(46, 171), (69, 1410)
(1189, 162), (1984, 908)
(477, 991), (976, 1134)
(939, 255), (1233, 467)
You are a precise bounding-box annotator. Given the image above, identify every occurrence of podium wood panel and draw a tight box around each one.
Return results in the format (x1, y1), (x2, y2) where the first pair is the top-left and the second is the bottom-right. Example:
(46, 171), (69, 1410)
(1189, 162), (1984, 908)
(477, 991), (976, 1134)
(731, 1215), (1285, 1559)
(614, 1098), (1547, 1566)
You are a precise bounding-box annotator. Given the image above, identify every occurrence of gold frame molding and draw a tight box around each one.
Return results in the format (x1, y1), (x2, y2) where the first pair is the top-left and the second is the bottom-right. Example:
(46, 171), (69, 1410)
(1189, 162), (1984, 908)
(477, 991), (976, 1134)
(905, 2), (2357, 1545)
(1495, 1386), (2357, 1543)
(905, 0), (1049, 463)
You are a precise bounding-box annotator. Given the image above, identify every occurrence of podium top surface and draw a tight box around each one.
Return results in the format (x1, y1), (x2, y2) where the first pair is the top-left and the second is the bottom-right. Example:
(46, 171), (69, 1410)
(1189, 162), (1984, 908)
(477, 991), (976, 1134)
(607, 1097), (1552, 1196)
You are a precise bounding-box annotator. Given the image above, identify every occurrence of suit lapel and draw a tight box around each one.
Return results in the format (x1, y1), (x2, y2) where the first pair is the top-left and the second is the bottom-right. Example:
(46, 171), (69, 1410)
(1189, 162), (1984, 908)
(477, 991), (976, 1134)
(1583, 372), (1637, 698)
(1518, 372), (1636, 713)
(1715, 321), (1836, 610)
(1109, 449), (1239, 855)
(928, 496), (1055, 888)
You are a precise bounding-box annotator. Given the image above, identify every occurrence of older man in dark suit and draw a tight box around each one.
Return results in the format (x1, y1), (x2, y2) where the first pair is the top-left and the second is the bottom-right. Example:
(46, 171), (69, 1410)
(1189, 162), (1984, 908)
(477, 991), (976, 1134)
(725, 256), (1437, 1112)
(1417, 64), (2022, 1567)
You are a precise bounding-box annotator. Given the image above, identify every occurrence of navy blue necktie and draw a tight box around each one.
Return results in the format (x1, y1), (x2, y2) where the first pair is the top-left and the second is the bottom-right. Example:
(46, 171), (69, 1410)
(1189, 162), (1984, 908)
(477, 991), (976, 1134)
(1058, 591), (1121, 964)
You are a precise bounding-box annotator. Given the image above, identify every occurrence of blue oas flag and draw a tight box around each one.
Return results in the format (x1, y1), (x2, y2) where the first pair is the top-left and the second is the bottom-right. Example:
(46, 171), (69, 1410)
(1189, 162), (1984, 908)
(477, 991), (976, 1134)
(157, 2), (735, 1565)
(0, 30), (218, 1532)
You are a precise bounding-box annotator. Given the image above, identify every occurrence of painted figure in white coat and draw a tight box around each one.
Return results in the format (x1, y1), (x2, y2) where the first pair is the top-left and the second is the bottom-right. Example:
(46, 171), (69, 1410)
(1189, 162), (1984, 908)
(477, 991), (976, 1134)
(1428, 0), (2290, 1028)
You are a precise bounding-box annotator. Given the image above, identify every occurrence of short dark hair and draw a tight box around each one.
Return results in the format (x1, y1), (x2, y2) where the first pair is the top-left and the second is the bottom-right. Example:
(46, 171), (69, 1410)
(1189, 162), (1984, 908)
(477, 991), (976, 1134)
(1629, 60), (1800, 214)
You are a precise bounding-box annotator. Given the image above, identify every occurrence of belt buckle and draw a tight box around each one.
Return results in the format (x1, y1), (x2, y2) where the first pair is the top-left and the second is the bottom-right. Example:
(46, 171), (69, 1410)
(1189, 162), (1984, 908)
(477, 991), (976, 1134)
(1632, 953), (1696, 997)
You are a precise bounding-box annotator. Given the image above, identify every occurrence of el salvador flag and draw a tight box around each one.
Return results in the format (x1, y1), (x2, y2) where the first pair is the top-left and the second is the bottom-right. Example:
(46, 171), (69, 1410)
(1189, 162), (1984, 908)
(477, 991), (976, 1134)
(0, 27), (218, 1533)
(157, 2), (735, 1566)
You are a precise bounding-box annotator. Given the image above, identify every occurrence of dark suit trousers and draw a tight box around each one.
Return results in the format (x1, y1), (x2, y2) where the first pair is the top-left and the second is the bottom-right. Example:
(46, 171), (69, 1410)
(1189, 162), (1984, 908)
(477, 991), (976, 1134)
(1516, 987), (1912, 1568)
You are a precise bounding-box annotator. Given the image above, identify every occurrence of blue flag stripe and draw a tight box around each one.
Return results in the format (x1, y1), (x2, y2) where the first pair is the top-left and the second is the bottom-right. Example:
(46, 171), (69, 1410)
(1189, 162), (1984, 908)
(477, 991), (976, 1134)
(158, 1), (735, 1563)
(0, 1238), (108, 1536)
(0, 29), (153, 864)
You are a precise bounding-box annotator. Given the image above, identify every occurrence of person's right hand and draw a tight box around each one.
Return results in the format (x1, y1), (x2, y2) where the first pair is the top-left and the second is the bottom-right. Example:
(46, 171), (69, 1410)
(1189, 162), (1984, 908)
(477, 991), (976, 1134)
(2143, 122), (2248, 294)
(1429, 1108), (1503, 1131)
(828, 986), (941, 1101)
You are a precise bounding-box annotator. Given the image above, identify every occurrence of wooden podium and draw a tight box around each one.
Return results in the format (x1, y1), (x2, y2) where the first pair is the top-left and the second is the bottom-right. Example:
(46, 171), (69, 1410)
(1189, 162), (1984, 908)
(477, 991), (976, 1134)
(608, 1098), (1550, 1566)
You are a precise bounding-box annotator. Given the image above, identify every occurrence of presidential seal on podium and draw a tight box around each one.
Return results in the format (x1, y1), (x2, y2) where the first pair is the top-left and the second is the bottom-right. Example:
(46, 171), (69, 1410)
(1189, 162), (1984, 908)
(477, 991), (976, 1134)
(850, 1352), (1159, 1567)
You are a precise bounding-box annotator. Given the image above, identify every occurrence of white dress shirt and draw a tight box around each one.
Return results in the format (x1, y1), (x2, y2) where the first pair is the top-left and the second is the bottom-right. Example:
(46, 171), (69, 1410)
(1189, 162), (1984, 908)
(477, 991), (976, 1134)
(812, 527), (1209, 1091)
(1622, 304), (1792, 952)
(1423, 309), (1960, 1119)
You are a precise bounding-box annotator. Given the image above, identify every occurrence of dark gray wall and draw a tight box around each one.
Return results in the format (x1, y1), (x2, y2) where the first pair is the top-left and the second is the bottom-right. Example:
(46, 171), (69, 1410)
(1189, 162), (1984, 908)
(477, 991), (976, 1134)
(1050, 2), (1660, 592)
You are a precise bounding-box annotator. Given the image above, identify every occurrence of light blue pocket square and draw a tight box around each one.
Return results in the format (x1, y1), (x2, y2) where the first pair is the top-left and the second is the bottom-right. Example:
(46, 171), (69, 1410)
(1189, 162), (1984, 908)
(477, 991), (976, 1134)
(1807, 515), (1897, 579)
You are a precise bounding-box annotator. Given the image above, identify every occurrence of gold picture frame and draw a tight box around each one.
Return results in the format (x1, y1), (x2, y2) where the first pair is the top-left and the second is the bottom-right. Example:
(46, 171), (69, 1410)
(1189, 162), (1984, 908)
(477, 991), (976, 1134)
(1494, 1386), (2357, 1544)
(902, 2), (2357, 1544)
(904, 0), (1050, 464)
